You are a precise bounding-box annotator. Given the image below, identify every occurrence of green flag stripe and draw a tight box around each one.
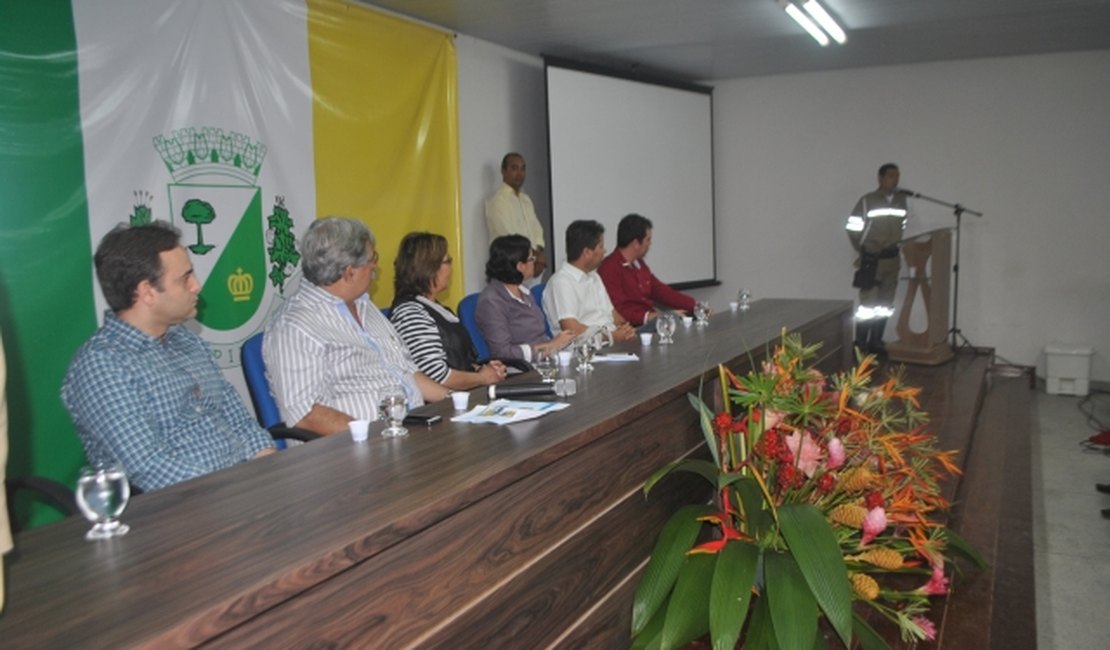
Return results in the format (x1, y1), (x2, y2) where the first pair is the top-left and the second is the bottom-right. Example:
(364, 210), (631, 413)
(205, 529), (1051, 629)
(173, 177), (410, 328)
(0, 0), (97, 527)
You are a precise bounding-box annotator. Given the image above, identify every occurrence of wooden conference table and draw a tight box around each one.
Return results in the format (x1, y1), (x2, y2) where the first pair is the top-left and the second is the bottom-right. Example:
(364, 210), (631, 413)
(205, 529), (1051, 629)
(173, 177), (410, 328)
(0, 299), (852, 648)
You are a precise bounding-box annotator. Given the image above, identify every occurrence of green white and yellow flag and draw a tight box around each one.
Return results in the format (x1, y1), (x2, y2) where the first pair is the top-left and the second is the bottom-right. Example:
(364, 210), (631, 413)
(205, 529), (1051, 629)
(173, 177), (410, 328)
(0, 0), (460, 525)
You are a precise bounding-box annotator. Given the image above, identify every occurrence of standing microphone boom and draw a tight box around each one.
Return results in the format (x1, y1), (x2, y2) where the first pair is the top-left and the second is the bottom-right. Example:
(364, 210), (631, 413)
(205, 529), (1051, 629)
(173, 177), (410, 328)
(898, 188), (920, 198)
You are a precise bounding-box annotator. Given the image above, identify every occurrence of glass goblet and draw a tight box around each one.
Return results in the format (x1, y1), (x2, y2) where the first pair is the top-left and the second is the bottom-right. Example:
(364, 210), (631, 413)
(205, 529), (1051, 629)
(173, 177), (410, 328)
(534, 350), (558, 383)
(575, 340), (595, 372)
(378, 389), (409, 438)
(656, 312), (676, 344)
(75, 464), (131, 541)
(694, 301), (711, 325)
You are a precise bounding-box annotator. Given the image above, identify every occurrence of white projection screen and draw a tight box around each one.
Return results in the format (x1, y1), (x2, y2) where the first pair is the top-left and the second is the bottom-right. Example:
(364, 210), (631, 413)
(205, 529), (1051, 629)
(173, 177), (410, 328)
(545, 59), (716, 287)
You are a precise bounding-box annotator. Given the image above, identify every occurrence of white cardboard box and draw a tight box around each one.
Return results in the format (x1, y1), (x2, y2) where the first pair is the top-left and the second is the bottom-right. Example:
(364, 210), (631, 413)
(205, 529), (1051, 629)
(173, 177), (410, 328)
(1044, 343), (1093, 396)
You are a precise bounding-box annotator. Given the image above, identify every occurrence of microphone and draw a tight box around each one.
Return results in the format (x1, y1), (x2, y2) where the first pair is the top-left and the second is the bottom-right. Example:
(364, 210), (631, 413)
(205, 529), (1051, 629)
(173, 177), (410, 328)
(898, 188), (920, 198)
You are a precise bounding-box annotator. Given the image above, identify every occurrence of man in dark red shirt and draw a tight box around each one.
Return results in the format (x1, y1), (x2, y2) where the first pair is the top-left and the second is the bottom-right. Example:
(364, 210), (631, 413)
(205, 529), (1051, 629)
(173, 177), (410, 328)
(598, 214), (696, 327)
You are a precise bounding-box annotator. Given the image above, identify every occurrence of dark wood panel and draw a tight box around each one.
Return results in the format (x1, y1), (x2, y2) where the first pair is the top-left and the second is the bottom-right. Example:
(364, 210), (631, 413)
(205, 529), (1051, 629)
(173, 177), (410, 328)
(206, 388), (710, 647)
(557, 561), (646, 649)
(0, 299), (852, 647)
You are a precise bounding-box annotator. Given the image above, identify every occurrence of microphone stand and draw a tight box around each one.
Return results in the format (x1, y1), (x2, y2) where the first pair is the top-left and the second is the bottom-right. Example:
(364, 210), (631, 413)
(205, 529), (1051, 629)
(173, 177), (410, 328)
(901, 190), (984, 353)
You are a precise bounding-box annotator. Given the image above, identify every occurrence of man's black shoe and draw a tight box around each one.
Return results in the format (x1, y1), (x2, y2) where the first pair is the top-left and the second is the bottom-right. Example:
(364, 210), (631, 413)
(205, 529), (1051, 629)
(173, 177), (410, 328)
(1096, 483), (1110, 495)
(1103, 508), (1110, 520)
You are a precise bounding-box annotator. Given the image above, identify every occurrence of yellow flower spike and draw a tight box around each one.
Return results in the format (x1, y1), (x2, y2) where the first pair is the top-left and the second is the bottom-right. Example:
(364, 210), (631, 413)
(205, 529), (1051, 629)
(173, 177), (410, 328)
(840, 467), (875, 492)
(850, 572), (880, 601)
(849, 548), (904, 570)
(829, 503), (868, 528)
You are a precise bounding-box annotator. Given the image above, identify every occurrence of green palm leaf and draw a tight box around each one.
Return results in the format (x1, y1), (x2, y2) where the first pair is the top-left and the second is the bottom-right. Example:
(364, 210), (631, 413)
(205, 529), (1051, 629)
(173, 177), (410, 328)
(632, 504), (714, 635)
(778, 504), (853, 647)
(942, 526), (990, 569)
(688, 393), (721, 466)
(661, 553), (716, 649)
(851, 611), (892, 650)
(709, 541), (760, 650)
(644, 458), (720, 496)
(766, 551), (818, 650)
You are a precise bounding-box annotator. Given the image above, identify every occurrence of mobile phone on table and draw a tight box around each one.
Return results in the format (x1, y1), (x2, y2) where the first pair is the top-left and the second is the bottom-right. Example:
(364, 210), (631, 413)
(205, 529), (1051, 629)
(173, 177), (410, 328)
(403, 413), (442, 426)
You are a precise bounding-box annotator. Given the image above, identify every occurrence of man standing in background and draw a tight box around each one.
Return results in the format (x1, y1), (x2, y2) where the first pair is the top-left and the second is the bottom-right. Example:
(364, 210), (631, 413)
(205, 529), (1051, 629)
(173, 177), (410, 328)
(485, 152), (547, 283)
(846, 163), (909, 355)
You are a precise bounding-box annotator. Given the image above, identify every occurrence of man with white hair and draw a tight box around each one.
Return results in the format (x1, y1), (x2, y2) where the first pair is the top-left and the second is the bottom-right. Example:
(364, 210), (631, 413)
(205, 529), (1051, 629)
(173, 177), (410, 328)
(264, 216), (449, 435)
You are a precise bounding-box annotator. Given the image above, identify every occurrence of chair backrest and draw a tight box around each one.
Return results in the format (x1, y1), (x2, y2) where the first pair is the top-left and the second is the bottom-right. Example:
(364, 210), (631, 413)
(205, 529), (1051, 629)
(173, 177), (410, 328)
(457, 293), (491, 361)
(530, 283), (553, 337)
(241, 332), (283, 430)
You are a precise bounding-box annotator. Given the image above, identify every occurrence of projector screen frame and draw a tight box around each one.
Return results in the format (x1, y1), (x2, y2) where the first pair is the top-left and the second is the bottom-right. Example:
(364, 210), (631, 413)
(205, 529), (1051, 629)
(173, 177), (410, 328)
(543, 55), (719, 291)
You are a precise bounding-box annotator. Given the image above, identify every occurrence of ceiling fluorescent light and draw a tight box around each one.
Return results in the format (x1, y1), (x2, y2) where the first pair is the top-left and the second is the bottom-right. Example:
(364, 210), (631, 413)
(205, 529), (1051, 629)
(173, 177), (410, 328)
(783, 2), (829, 46)
(803, 1), (847, 44)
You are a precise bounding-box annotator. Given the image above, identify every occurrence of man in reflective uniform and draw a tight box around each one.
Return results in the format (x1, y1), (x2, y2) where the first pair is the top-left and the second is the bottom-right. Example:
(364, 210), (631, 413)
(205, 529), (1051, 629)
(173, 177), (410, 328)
(846, 163), (908, 354)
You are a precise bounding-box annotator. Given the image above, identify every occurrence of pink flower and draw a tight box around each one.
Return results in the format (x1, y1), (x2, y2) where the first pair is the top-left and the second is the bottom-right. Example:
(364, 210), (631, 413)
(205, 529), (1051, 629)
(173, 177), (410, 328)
(827, 437), (845, 469)
(916, 562), (949, 595)
(784, 430), (821, 477)
(860, 506), (887, 546)
(913, 616), (937, 641)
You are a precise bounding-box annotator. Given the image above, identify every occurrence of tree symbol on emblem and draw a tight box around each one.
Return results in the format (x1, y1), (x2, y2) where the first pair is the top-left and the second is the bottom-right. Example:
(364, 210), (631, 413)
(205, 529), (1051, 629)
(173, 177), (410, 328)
(182, 198), (216, 255)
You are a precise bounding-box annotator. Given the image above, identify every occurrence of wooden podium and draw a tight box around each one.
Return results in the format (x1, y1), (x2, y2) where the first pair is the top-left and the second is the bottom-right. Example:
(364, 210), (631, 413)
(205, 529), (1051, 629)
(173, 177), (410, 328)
(887, 228), (954, 365)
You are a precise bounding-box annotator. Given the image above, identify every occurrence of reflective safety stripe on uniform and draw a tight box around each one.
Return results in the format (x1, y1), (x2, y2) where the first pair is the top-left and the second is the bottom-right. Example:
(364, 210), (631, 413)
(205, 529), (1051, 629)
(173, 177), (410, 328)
(855, 305), (894, 321)
(846, 215), (865, 232)
(866, 207), (907, 218)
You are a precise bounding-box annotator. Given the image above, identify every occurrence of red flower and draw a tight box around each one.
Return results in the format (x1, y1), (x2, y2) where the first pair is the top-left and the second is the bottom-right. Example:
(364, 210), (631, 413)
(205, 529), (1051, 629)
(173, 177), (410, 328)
(865, 491), (885, 510)
(713, 412), (733, 436)
(776, 464), (803, 490)
(816, 473), (836, 493)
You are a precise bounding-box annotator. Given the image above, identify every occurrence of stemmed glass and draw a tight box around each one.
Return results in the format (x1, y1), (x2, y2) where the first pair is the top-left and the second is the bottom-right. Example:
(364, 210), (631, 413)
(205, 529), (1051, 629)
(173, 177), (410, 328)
(655, 312), (677, 344)
(737, 288), (753, 311)
(694, 301), (711, 326)
(575, 339), (596, 372)
(534, 350), (559, 382)
(378, 387), (409, 438)
(75, 464), (131, 541)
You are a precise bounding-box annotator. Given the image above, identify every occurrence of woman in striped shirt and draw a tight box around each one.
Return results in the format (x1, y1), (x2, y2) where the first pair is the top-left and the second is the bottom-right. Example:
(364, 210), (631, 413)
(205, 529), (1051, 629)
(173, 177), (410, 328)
(390, 233), (507, 391)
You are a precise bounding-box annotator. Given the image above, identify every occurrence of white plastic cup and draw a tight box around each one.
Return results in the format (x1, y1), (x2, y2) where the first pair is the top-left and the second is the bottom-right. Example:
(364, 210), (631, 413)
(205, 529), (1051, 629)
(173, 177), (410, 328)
(350, 419), (370, 442)
(557, 350), (572, 367)
(450, 391), (470, 411)
(555, 378), (577, 397)
(682, 316), (694, 327)
(729, 301), (739, 312)
(639, 332), (654, 345)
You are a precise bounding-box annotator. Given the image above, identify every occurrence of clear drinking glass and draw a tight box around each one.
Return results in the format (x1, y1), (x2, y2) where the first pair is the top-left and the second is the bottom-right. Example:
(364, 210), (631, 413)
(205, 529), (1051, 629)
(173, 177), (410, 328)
(656, 312), (676, 344)
(534, 350), (558, 382)
(694, 301), (711, 325)
(75, 464), (131, 541)
(575, 339), (596, 372)
(738, 288), (752, 311)
(378, 388), (409, 438)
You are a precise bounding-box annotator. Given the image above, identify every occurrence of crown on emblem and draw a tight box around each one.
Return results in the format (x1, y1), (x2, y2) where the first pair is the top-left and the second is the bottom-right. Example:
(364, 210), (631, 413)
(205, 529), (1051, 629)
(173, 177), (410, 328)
(153, 127), (267, 185)
(228, 267), (254, 303)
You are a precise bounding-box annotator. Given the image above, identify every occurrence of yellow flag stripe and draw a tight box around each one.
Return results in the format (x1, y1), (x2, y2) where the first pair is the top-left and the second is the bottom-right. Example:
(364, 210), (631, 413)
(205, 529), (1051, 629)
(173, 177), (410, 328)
(307, 0), (463, 308)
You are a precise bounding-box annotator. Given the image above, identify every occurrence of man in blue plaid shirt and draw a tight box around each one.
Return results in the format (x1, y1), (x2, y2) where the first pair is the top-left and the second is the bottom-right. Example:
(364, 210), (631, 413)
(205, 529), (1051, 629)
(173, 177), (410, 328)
(62, 222), (275, 492)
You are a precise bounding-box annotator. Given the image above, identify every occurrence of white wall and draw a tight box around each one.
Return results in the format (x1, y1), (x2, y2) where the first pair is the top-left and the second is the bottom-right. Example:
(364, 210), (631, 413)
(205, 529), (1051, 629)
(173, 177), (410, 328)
(456, 35), (550, 294)
(704, 50), (1110, 382)
(456, 40), (1110, 382)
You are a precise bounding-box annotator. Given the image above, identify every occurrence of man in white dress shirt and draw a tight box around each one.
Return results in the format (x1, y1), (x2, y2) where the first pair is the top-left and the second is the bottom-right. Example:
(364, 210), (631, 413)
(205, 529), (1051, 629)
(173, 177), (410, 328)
(543, 219), (636, 343)
(264, 217), (449, 435)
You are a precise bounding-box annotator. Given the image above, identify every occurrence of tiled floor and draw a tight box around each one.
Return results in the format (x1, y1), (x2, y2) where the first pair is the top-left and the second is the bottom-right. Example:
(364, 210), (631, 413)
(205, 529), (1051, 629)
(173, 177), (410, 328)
(1032, 389), (1110, 650)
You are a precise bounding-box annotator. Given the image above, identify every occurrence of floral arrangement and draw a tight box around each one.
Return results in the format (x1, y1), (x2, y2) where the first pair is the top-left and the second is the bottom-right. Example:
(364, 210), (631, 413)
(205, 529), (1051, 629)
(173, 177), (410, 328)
(630, 333), (986, 649)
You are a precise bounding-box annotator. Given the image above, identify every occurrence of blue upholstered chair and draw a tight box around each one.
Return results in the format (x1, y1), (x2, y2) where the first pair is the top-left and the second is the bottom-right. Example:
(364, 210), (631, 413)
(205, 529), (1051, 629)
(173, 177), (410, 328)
(241, 333), (321, 446)
(457, 293), (491, 361)
(530, 283), (553, 338)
